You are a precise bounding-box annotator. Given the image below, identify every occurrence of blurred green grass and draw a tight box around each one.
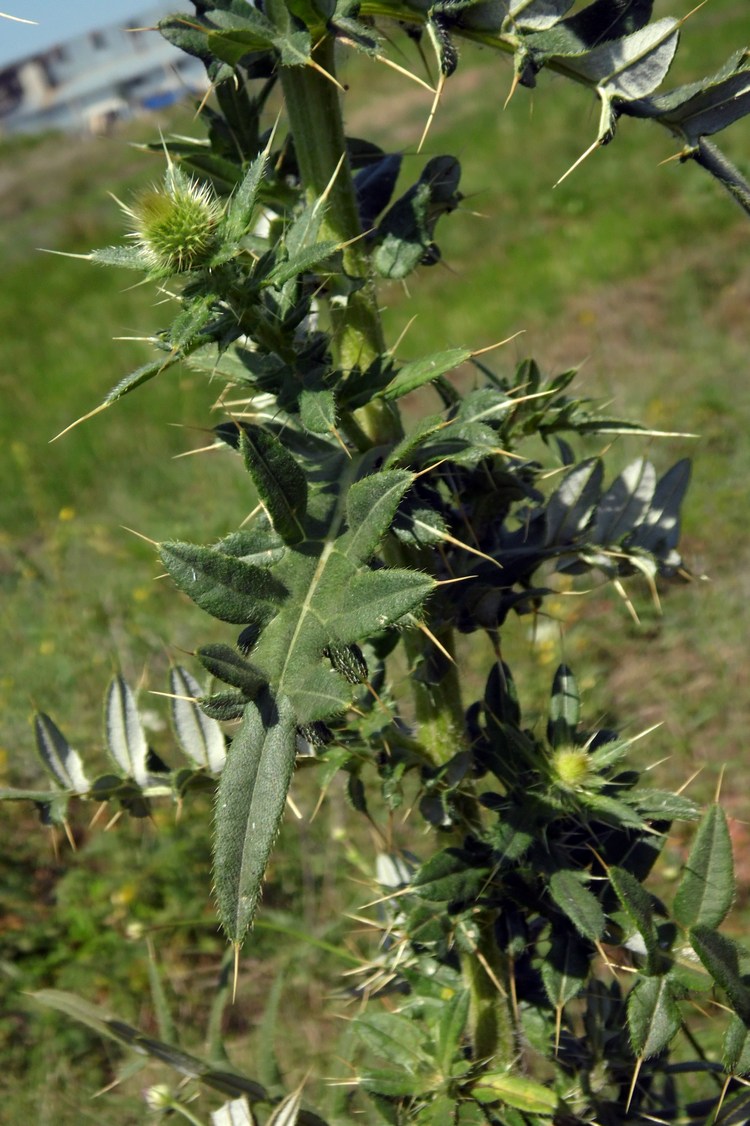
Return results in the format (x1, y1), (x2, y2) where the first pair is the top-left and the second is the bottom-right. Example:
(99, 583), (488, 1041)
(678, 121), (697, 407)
(1, 2), (750, 1116)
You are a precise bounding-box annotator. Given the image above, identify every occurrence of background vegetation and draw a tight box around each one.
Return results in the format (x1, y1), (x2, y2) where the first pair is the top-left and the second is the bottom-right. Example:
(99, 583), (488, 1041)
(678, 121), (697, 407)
(1, 0), (749, 1118)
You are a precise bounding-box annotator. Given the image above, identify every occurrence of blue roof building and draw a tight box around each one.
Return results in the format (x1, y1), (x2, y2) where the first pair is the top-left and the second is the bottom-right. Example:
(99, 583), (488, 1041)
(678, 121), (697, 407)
(0, 4), (207, 134)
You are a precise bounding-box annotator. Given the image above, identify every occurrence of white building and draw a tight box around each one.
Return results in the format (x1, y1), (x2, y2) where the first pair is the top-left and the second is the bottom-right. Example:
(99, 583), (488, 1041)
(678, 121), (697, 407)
(0, 4), (207, 135)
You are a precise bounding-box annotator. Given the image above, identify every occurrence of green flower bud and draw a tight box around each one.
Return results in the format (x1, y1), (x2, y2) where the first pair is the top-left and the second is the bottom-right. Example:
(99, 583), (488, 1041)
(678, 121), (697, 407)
(549, 746), (592, 791)
(122, 164), (222, 274)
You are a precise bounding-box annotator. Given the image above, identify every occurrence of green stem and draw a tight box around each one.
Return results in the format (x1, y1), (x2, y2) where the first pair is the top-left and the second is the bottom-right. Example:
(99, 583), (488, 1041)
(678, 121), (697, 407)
(402, 626), (467, 767)
(459, 915), (516, 1066)
(272, 33), (401, 443)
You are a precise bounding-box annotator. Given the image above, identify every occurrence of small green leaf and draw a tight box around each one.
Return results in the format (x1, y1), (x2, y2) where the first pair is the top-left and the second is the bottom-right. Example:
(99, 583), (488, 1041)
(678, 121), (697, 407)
(470, 1072), (557, 1113)
(344, 470), (414, 561)
(103, 355), (180, 405)
(197, 644), (265, 697)
(378, 348), (471, 402)
(412, 847), (491, 903)
(540, 931), (588, 1010)
(690, 926), (750, 1024)
(436, 989), (470, 1075)
(32, 989), (268, 1101)
(299, 389), (336, 435)
(723, 1014), (750, 1077)
(222, 148), (269, 244)
(240, 428), (307, 544)
(674, 804), (735, 929)
(609, 865), (661, 971)
(34, 713), (89, 794)
(354, 1011), (432, 1067)
(105, 675), (149, 786)
(548, 868), (604, 942)
(265, 240), (340, 286)
(159, 541), (285, 625)
(627, 974), (682, 1059)
(214, 693), (298, 943)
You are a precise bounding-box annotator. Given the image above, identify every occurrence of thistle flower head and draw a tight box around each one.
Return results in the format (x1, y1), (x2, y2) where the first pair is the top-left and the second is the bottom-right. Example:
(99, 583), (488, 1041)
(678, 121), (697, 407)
(120, 164), (223, 274)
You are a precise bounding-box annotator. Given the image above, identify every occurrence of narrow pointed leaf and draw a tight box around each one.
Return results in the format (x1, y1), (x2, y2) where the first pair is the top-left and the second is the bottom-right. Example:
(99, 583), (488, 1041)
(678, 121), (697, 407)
(354, 1011), (432, 1067)
(674, 805), (735, 929)
(545, 458), (603, 545)
(299, 389), (336, 435)
(159, 541), (285, 625)
(548, 868), (604, 941)
(689, 926), (750, 1024)
(210, 1097), (255, 1126)
(627, 974), (682, 1059)
(214, 694), (298, 943)
(34, 713), (89, 794)
(509, 0), (575, 32)
(265, 240), (340, 286)
(541, 930), (588, 1010)
(240, 429), (307, 544)
(722, 1014), (750, 1077)
(197, 644), (265, 697)
(103, 355), (180, 405)
(31, 989), (268, 1101)
(170, 666), (226, 773)
(105, 676), (149, 786)
(378, 348), (471, 402)
(573, 19), (679, 101)
(593, 458), (656, 543)
(222, 149), (268, 244)
(344, 469), (414, 561)
(266, 1087), (304, 1126)
(609, 865), (660, 970)
(547, 663), (579, 748)
(470, 1072), (558, 1113)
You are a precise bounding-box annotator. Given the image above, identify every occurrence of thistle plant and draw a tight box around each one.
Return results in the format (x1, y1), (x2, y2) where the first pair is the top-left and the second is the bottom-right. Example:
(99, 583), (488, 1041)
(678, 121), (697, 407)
(7, 1), (750, 1123)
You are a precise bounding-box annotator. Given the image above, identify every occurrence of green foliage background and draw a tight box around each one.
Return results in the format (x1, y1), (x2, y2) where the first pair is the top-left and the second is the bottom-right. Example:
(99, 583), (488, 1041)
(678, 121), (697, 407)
(1, 1), (750, 1118)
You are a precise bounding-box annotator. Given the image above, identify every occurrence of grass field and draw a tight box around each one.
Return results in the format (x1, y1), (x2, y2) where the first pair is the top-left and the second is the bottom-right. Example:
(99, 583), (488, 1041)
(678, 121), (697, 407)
(2, 2), (750, 1118)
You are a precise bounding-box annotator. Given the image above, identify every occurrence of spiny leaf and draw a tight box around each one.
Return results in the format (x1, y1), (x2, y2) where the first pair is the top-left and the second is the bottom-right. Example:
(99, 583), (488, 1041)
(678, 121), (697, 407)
(627, 974), (682, 1060)
(674, 804), (735, 930)
(354, 1011), (433, 1068)
(221, 147), (269, 244)
(240, 428), (307, 545)
(689, 926), (750, 1025)
(31, 989), (268, 1102)
(547, 663), (579, 748)
(299, 389), (336, 435)
(545, 458), (603, 546)
(470, 1071), (558, 1113)
(508, 0), (576, 33)
(103, 355), (181, 405)
(412, 847), (492, 903)
(210, 1097), (254, 1126)
(548, 868), (605, 941)
(105, 675), (149, 786)
(170, 666), (226, 773)
(34, 714), (89, 794)
(609, 865), (660, 973)
(593, 457), (656, 543)
(159, 541), (286, 625)
(214, 693), (298, 944)
(378, 347), (471, 402)
(197, 644), (266, 697)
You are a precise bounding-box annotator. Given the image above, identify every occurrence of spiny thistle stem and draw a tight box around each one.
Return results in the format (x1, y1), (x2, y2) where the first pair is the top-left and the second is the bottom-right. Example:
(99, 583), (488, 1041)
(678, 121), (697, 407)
(268, 29), (401, 444)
